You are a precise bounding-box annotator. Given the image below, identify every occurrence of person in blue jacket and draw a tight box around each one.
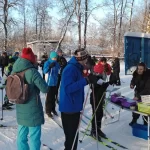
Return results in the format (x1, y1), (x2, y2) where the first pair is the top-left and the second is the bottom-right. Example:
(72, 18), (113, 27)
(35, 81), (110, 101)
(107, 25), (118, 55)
(43, 51), (60, 118)
(59, 48), (98, 150)
(12, 51), (19, 61)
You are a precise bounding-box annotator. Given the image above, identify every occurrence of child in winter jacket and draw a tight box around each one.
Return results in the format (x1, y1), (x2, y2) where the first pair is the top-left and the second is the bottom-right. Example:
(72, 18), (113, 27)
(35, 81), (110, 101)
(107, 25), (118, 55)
(40, 53), (48, 80)
(90, 57), (112, 140)
(43, 51), (60, 118)
(94, 57), (111, 81)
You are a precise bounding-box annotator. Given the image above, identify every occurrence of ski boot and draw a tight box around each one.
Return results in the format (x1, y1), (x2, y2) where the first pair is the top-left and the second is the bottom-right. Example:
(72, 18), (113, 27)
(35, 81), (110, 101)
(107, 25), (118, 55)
(90, 130), (102, 141)
(52, 110), (58, 116)
(129, 119), (137, 126)
(47, 113), (53, 118)
(98, 130), (107, 138)
(4, 96), (14, 106)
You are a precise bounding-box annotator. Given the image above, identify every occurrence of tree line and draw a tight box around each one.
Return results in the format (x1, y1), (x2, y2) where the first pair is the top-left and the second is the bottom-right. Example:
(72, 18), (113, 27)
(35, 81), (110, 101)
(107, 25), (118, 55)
(0, 0), (149, 56)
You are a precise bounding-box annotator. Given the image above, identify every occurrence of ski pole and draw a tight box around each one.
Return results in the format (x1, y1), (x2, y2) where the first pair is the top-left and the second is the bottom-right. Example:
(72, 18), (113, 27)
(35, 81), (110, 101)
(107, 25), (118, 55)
(79, 91), (106, 143)
(71, 86), (91, 150)
(91, 84), (99, 150)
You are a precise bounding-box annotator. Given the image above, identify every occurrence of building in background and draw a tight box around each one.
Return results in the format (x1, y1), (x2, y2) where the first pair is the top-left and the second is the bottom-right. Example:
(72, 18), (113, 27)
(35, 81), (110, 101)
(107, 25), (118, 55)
(27, 40), (59, 60)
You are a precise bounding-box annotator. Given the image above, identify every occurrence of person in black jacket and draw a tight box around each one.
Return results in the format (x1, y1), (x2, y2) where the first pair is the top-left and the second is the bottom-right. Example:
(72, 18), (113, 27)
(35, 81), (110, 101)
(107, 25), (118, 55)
(0, 52), (9, 76)
(111, 57), (120, 86)
(90, 78), (109, 140)
(129, 62), (150, 126)
(40, 53), (48, 80)
(56, 49), (67, 103)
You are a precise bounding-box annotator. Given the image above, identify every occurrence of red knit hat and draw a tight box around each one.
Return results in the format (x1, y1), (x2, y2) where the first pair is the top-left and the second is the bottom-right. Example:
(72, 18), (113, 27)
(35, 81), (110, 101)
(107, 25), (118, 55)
(21, 47), (36, 64)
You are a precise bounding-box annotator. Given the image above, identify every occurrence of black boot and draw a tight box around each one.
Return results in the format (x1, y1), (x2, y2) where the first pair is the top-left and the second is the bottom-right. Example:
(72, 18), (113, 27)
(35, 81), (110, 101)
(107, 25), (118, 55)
(129, 119), (137, 126)
(52, 110), (58, 116)
(116, 80), (121, 86)
(47, 113), (53, 118)
(91, 130), (102, 141)
(98, 130), (107, 138)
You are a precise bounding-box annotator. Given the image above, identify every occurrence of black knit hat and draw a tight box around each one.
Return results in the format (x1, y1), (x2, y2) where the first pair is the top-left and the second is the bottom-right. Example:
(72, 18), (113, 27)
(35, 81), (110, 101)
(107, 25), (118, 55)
(100, 57), (107, 62)
(74, 48), (89, 61)
(57, 49), (62, 53)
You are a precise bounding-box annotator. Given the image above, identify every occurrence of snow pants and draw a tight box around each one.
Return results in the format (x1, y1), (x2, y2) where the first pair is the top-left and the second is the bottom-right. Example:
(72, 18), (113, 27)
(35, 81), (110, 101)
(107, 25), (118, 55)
(61, 112), (80, 150)
(90, 86), (105, 133)
(45, 86), (57, 115)
(17, 125), (41, 150)
(56, 74), (61, 101)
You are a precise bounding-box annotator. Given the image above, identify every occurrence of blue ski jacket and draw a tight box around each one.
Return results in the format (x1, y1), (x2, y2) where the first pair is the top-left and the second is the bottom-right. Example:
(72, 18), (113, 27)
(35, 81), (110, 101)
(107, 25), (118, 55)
(43, 59), (60, 86)
(59, 56), (88, 113)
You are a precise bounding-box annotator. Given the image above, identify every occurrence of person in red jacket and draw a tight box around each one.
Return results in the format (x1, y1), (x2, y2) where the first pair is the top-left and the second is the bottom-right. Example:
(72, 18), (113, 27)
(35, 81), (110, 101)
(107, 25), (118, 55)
(90, 57), (111, 139)
(93, 57), (111, 81)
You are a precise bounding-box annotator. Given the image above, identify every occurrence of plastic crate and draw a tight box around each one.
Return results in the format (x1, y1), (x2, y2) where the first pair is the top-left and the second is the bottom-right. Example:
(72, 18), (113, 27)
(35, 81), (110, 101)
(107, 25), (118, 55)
(138, 103), (150, 114)
(132, 124), (148, 140)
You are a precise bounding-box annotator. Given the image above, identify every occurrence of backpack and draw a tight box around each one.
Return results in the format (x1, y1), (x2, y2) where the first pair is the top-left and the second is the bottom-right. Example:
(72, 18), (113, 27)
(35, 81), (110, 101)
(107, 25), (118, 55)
(6, 69), (29, 104)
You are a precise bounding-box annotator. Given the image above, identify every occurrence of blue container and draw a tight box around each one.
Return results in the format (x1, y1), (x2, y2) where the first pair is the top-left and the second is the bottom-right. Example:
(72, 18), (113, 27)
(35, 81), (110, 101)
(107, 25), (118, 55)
(132, 124), (148, 140)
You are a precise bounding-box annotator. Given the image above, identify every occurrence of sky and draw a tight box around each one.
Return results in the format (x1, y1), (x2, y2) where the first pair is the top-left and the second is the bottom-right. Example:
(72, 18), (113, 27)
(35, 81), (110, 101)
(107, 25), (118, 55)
(49, 0), (143, 26)
(10, 0), (143, 40)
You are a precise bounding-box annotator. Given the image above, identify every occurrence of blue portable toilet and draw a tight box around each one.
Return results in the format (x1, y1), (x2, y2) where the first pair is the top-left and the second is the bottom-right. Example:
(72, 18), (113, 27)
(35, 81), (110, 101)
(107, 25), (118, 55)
(124, 32), (150, 75)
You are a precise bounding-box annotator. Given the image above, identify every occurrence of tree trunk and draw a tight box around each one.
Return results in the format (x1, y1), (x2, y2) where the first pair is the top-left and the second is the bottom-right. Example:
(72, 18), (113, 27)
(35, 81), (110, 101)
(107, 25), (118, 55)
(39, 18), (43, 40)
(142, 0), (148, 32)
(23, 0), (26, 47)
(35, 9), (38, 40)
(84, 0), (88, 49)
(113, 0), (117, 57)
(129, 0), (134, 31)
(146, 3), (150, 33)
(4, 0), (8, 51)
(118, 0), (123, 56)
(56, 9), (75, 51)
(77, 0), (81, 49)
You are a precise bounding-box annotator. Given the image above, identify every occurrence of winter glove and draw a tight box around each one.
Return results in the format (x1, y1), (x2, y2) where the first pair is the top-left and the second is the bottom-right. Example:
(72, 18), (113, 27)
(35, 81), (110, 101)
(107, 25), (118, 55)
(86, 73), (98, 84)
(49, 62), (55, 68)
(109, 79), (117, 85)
(106, 85), (114, 92)
(97, 79), (106, 85)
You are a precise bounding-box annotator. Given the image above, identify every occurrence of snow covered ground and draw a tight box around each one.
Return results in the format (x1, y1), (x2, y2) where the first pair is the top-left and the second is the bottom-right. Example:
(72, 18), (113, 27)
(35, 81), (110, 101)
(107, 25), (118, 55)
(0, 61), (148, 150)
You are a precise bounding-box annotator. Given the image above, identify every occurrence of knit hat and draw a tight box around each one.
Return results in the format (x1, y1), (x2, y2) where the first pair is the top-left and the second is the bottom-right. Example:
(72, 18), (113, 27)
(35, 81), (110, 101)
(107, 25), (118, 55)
(21, 47), (36, 64)
(14, 52), (19, 56)
(57, 49), (62, 53)
(50, 51), (58, 59)
(74, 48), (89, 61)
(100, 57), (107, 62)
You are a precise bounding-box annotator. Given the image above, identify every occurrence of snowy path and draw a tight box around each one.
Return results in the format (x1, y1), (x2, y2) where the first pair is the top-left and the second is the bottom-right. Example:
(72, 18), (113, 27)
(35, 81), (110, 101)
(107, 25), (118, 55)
(0, 62), (148, 150)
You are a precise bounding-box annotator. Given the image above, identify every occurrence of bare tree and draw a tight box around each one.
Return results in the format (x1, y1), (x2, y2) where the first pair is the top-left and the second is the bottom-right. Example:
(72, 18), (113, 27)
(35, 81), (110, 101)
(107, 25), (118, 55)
(118, 0), (127, 56)
(74, 0), (82, 49)
(56, 9), (75, 50)
(142, 0), (149, 32)
(0, 0), (20, 50)
(19, 0), (27, 47)
(129, 0), (135, 31)
(31, 0), (51, 40)
(83, 0), (88, 49)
